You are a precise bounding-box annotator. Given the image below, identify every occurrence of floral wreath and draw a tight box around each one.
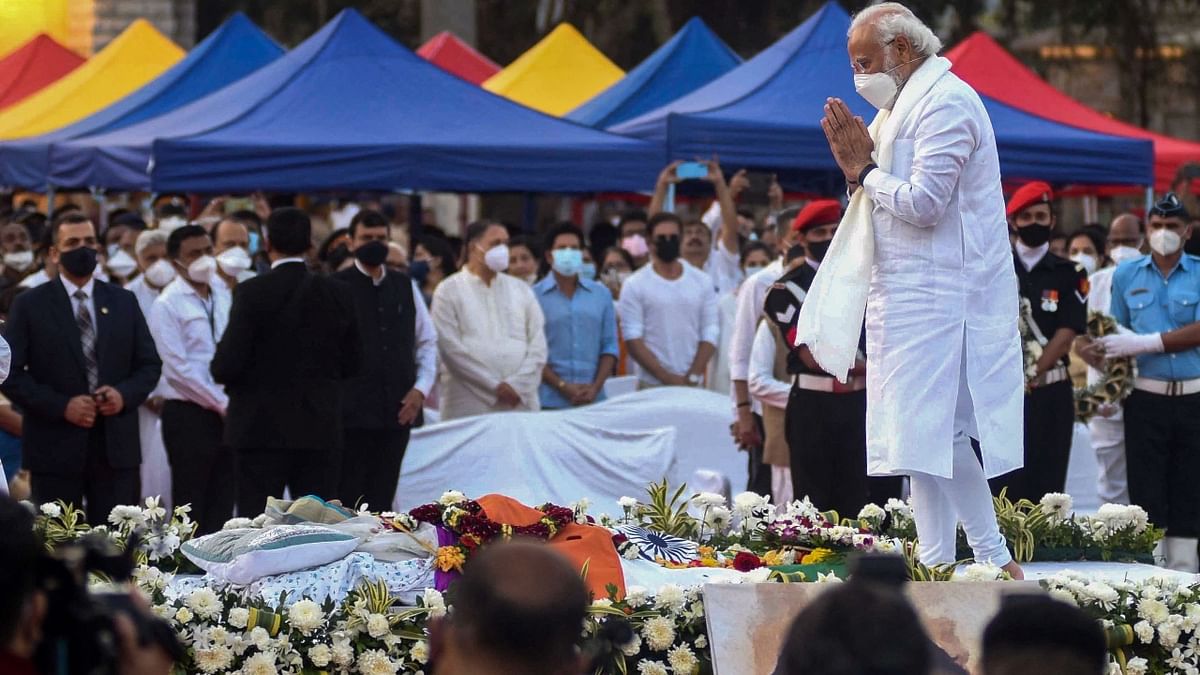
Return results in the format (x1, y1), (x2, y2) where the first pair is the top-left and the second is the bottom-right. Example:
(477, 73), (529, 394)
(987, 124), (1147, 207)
(1017, 296), (1046, 392)
(1074, 310), (1135, 423)
(407, 497), (576, 572)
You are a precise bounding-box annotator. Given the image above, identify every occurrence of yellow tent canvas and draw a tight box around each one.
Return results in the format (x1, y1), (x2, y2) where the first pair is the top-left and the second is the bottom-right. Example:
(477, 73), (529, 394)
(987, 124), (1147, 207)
(0, 19), (182, 140)
(483, 23), (623, 117)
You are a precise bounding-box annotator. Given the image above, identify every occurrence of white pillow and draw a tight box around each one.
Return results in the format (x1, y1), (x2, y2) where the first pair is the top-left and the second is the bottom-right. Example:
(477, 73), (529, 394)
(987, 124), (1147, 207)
(182, 525), (359, 585)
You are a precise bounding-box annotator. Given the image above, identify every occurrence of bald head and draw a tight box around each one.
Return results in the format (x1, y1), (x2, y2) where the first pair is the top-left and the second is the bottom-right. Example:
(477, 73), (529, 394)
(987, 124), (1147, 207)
(1107, 214), (1144, 255)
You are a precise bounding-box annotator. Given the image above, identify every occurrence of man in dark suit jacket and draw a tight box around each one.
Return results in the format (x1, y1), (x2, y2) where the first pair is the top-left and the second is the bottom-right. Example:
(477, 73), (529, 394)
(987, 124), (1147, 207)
(2, 213), (161, 524)
(212, 207), (360, 517)
(334, 210), (437, 511)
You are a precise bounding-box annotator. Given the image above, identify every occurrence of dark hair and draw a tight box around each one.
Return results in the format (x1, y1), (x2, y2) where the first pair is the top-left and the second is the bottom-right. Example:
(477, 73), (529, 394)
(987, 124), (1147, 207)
(509, 235), (538, 260)
(1070, 225), (1107, 262)
(111, 211), (147, 230)
(588, 221), (618, 258)
(348, 209), (389, 239)
(166, 224), (211, 258)
(0, 496), (37, 647)
(600, 246), (634, 271)
(778, 581), (933, 675)
(266, 207), (312, 256)
(464, 220), (499, 246)
(155, 203), (188, 220)
(50, 212), (94, 247)
(617, 209), (647, 231)
(228, 209), (263, 230)
(683, 219), (712, 240)
(451, 542), (588, 675)
(56, 203), (82, 216)
(317, 228), (349, 264)
(982, 595), (1106, 675)
(417, 235), (458, 278)
(647, 212), (683, 239)
(736, 206), (755, 221)
(543, 221), (585, 256)
(741, 240), (773, 265)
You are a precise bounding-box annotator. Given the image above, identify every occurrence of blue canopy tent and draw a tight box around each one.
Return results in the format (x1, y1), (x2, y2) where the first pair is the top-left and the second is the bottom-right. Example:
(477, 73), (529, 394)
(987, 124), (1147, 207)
(54, 10), (663, 193)
(613, 2), (1154, 189)
(566, 17), (741, 129)
(0, 13), (282, 190)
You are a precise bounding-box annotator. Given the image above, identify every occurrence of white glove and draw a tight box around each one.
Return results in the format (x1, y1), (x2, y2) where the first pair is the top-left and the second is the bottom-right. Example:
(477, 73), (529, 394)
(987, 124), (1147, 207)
(1098, 332), (1164, 357)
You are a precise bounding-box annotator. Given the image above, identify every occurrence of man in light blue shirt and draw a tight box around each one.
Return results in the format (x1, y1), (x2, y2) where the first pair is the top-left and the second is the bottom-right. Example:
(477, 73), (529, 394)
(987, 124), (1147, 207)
(1100, 193), (1200, 572)
(535, 223), (619, 409)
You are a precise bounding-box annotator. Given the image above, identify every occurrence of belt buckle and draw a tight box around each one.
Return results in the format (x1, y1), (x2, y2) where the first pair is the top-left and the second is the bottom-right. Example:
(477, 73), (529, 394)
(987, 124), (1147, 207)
(831, 378), (853, 394)
(1169, 380), (1180, 396)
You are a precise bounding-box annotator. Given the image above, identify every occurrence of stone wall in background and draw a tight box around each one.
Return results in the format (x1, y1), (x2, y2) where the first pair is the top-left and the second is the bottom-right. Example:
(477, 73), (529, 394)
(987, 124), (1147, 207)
(93, 0), (195, 50)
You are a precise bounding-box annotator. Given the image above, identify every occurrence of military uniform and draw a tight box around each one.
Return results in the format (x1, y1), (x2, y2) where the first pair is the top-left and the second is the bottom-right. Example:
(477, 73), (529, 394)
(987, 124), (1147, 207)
(764, 264), (900, 517)
(991, 249), (1087, 502)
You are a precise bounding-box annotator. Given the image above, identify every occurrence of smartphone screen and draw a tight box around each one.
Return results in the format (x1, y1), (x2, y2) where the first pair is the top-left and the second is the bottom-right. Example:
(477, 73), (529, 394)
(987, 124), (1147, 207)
(675, 162), (708, 180)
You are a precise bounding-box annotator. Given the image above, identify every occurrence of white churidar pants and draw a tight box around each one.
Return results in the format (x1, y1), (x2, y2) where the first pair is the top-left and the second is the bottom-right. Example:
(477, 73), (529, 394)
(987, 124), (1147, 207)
(1088, 414), (1129, 505)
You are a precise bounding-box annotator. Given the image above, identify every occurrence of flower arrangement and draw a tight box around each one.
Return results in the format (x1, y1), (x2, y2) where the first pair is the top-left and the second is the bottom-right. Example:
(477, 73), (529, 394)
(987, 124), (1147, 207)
(1018, 296), (1047, 391)
(585, 582), (711, 675)
(1075, 311), (1136, 423)
(34, 497), (198, 572)
(985, 490), (1160, 563)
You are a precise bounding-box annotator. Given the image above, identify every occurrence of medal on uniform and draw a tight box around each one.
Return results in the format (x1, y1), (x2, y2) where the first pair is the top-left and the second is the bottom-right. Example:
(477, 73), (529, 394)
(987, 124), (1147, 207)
(1041, 289), (1058, 312)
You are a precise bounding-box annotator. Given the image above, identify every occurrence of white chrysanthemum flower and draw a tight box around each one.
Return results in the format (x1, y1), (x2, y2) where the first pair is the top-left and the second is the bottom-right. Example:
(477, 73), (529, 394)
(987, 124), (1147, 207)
(1138, 597), (1170, 626)
(618, 496), (639, 509)
(668, 644), (699, 674)
(636, 660), (669, 675)
(357, 648), (399, 675)
(185, 588), (222, 620)
(857, 503), (886, 521)
(39, 502), (62, 518)
(743, 567), (772, 584)
(816, 572), (843, 584)
(641, 616), (676, 651)
(592, 598), (613, 609)
(288, 599), (325, 635)
(422, 588), (447, 619)
(242, 651), (278, 675)
(654, 584), (686, 613)
(223, 517), (255, 530)
(958, 563), (1003, 582)
(194, 644), (234, 673)
(410, 640), (430, 665)
(438, 490), (467, 506)
(1134, 620), (1155, 644)
(1124, 656), (1149, 675)
(173, 607), (193, 624)
(691, 492), (726, 509)
(1083, 582), (1119, 608)
(694, 634), (707, 649)
(366, 612), (391, 638)
(732, 492), (769, 517)
(625, 586), (649, 608)
(571, 497), (590, 513)
(1048, 588), (1078, 605)
(108, 505), (145, 528)
(307, 644), (332, 668)
(146, 532), (181, 561)
(249, 626), (272, 650)
(620, 632), (642, 656)
(1038, 492), (1073, 519)
(704, 506), (732, 533)
(227, 607), (250, 629)
(331, 639), (355, 667)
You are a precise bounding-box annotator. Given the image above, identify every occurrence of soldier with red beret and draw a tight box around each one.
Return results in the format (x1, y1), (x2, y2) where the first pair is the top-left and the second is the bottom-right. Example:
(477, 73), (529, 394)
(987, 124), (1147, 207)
(993, 181), (1087, 502)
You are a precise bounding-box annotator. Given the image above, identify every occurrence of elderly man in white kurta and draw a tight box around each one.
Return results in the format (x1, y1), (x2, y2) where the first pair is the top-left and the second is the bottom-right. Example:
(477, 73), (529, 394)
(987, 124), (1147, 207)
(806, 3), (1024, 577)
(432, 222), (547, 420)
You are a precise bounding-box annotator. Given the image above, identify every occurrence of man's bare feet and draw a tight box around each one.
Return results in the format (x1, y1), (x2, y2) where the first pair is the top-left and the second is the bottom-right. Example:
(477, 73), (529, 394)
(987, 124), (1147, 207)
(1001, 560), (1025, 580)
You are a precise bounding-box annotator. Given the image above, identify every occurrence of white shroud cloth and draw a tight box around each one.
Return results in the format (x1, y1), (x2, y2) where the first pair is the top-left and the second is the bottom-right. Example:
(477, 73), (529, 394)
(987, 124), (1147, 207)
(796, 56), (1023, 479)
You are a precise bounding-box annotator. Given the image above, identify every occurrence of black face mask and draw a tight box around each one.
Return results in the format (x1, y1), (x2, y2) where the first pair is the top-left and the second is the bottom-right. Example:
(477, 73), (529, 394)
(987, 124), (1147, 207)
(807, 239), (833, 262)
(59, 246), (98, 278)
(409, 259), (431, 284)
(1015, 224), (1052, 247)
(654, 235), (681, 262)
(353, 240), (388, 267)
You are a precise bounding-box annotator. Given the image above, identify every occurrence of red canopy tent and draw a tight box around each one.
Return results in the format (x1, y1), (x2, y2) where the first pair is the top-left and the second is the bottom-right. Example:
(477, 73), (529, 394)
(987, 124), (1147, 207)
(946, 32), (1200, 193)
(0, 34), (85, 111)
(416, 31), (500, 85)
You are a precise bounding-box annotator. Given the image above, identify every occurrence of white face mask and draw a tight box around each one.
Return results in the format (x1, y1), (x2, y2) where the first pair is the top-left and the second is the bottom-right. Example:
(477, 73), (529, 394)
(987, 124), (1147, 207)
(1149, 228), (1182, 257)
(1069, 252), (1097, 275)
(854, 72), (899, 110)
(1108, 245), (1143, 265)
(216, 246), (252, 276)
(3, 250), (33, 272)
(184, 255), (217, 284)
(144, 258), (176, 288)
(158, 216), (188, 233)
(106, 249), (138, 278)
(481, 243), (510, 273)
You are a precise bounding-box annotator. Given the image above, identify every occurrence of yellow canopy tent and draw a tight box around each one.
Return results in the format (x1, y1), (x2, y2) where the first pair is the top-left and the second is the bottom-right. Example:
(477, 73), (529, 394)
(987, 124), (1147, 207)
(483, 23), (623, 117)
(0, 19), (182, 140)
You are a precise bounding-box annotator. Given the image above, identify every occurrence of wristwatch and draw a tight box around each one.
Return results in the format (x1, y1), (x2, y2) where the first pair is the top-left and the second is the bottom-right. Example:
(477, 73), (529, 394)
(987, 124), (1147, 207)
(687, 373), (702, 387)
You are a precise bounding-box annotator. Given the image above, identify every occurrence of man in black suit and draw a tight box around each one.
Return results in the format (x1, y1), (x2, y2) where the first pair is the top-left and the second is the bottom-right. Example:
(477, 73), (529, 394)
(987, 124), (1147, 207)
(212, 207), (359, 517)
(334, 210), (437, 511)
(2, 213), (161, 524)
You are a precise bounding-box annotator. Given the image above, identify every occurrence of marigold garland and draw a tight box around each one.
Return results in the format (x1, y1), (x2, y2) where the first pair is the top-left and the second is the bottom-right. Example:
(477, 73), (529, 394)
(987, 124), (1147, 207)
(409, 499), (576, 566)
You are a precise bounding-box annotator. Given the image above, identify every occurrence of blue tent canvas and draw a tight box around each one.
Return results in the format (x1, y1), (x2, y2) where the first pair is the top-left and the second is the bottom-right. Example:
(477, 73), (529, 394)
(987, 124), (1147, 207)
(0, 13), (283, 189)
(53, 10), (662, 193)
(566, 17), (741, 129)
(613, 2), (1153, 187)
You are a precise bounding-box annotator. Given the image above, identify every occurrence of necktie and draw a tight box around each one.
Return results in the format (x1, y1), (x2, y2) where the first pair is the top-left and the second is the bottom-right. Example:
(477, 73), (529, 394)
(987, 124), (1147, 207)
(73, 289), (99, 391)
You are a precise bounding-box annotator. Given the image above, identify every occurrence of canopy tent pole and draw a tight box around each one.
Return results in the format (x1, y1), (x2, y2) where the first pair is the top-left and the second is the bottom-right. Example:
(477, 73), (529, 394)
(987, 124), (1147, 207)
(91, 187), (108, 234)
(1147, 186), (1155, 211)
(522, 192), (536, 233)
(46, 185), (56, 220)
(408, 192), (423, 254)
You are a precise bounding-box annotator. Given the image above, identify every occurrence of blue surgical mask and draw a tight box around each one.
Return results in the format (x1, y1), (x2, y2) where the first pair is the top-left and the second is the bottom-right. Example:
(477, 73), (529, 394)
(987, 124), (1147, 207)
(409, 259), (430, 284)
(247, 231), (261, 255)
(580, 262), (597, 280)
(551, 249), (583, 277)
(744, 265), (765, 278)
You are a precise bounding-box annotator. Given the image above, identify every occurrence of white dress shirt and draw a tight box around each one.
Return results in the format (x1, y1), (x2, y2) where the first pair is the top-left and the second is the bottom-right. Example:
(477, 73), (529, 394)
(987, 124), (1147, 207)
(60, 275), (97, 335)
(1015, 241), (1049, 272)
(617, 263), (719, 386)
(148, 278), (231, 414)
(748, 320), (791, 410)
(271, 256), (307, 269)
(729, 258), (784, 388)
(351, 260), (439, 397)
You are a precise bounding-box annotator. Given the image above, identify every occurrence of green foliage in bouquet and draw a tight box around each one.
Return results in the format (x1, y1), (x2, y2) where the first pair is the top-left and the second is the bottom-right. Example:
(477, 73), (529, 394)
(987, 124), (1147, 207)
(635, 479), (700, 539)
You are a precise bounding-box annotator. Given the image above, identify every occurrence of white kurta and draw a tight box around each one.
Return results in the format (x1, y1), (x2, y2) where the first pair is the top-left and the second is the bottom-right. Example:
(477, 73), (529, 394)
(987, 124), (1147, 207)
(860, 69), (1024, 479)
(431, 269), (547, 420)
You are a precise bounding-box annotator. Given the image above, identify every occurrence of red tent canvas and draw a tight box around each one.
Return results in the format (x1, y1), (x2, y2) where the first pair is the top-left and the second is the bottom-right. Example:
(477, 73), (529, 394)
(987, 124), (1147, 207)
(0, 34), (85, 110)
(947, 32), (1200, 192)
(417, 31), (500, 85)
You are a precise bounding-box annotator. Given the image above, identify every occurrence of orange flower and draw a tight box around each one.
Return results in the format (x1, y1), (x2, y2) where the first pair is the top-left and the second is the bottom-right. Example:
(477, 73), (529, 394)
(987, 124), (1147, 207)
(436, 546), (466, 572)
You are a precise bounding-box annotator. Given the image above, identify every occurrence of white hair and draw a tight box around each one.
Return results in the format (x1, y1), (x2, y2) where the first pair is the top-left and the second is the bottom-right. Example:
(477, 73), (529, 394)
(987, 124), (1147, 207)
(134, 228), (169, 257)
(849, 2), (943, 57)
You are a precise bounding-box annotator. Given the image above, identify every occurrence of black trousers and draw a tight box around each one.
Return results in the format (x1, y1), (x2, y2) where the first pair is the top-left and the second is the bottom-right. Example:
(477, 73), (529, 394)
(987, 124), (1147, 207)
(989, 380), (1073, 502)
(1124, 389), (1200, 537)
(785, 387), (901, 518)
(31, 423), (139, 526)
(234, 446), (340, 518)
(161, 400), (234, 535)
(338, 427), (412, 512)
(746, 413), (772, 497)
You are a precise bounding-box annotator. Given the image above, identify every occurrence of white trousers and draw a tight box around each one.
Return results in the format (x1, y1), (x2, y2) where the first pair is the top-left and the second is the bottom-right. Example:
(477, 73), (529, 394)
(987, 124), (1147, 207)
(1088, 414), (1129, 505)
(771, 466), (793, 506)
(908, 353), (1011, 566)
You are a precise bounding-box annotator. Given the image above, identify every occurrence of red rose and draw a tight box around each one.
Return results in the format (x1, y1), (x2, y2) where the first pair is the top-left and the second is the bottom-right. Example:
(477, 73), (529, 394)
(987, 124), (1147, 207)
(733, 551), (763, 572)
